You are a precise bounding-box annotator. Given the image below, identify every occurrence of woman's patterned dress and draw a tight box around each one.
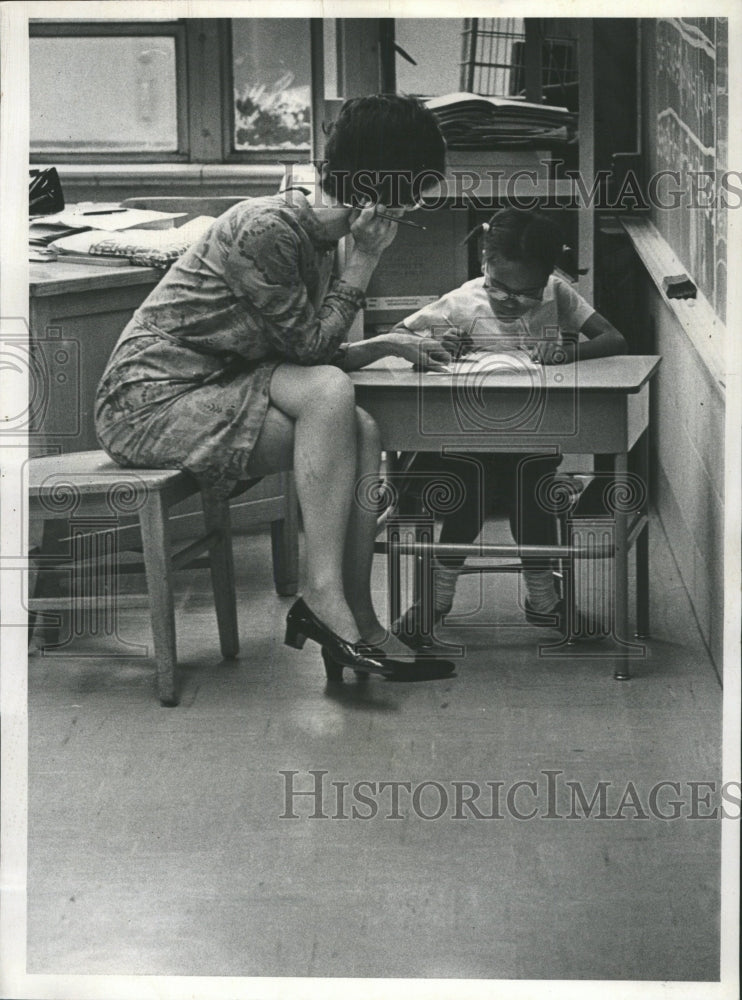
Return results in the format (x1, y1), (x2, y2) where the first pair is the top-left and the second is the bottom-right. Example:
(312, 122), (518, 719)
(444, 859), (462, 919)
(95, 193), (364, 496)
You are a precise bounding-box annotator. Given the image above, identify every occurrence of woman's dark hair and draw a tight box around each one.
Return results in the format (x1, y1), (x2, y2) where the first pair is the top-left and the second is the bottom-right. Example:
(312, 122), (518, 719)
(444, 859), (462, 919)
(321, 94), (446, 208)
(483, 208), (564, 280)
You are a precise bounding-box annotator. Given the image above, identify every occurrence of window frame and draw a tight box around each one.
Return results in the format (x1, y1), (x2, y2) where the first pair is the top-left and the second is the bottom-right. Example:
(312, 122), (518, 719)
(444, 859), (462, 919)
(30, 19), (190, 163)
(223, 19), (313, 165)
(29, 18), (314, 166)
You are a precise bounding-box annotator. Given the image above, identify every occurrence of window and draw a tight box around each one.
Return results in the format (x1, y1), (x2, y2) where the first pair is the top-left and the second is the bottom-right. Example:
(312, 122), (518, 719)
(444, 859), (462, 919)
(230, 19), (311, 154)
(30, 18), (316, 164)
(392, 18), (577, 110)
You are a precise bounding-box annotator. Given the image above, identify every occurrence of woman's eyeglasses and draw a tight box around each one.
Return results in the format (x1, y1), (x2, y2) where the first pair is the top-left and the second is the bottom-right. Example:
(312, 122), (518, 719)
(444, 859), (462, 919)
(483, 274), (545, 306)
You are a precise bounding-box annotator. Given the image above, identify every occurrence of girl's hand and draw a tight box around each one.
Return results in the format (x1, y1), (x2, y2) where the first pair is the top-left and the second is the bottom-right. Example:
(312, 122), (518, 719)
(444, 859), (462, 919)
(385, 330), (453, 371)
(349, 203), (399, 256)
(527, 339), (577, 365)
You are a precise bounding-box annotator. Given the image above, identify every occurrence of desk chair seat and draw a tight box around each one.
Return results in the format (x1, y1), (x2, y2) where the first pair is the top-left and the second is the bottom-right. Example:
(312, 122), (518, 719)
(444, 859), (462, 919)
(27, 451), (296, 706)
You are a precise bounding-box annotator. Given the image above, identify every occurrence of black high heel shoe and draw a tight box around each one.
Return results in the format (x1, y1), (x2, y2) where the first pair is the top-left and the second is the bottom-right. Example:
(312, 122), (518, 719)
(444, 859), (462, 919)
(285, 598), (394, 678)
(321, 642), (457, 684)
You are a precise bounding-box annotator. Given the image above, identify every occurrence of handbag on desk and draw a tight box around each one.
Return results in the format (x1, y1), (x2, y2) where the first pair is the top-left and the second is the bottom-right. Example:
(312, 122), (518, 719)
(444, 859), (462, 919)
(29, 167), (65, 215)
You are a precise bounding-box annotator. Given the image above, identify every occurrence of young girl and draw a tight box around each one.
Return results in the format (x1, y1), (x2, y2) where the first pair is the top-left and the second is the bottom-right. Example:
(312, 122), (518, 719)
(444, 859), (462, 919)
(392, 207), (627, 647)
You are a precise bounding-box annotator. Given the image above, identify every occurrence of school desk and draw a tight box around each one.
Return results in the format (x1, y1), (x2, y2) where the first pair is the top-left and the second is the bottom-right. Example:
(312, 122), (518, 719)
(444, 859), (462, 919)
(29, 261), (161, 453)
(350, 354), (661, 680)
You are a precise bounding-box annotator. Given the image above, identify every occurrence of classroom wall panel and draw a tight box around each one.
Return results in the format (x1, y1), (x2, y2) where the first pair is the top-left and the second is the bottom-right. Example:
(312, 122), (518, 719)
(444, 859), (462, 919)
(648, 283), (724, 667)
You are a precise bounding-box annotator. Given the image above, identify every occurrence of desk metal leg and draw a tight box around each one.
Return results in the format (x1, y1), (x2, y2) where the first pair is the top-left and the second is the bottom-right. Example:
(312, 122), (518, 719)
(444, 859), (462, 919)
(412, 520), (435, 640)
(635, 429), (650, 639)
(388, 528), (403, 626)
(635, 525), (650, 640)
(613, 452), (631, 681)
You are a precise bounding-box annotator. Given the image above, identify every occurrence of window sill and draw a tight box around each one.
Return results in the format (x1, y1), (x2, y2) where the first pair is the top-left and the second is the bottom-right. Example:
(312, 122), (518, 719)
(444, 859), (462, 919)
(52, 162), (286, 188)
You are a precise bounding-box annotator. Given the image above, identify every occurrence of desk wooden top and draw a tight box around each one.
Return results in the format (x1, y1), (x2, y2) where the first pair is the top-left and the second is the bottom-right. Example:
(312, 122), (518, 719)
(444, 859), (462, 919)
(350, 355), (661, 393)
(30, 260), (161, 298)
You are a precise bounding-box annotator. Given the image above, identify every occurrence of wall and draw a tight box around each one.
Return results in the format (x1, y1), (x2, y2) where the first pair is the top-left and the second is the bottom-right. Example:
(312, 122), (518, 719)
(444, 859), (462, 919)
(55, 164), (284, 205)
(631, 18), (728, 669)
(647, 283), (724, 667)
(394, 19), (467, 96)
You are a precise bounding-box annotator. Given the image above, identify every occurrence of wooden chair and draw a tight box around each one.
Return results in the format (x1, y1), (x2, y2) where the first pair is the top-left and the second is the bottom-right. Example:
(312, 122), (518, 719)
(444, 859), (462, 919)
(27, 451), (298, 706)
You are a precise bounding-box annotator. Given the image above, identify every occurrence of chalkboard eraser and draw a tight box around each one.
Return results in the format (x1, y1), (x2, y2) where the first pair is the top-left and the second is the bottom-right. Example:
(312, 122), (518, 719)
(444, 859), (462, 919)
(662, 274), (697, 299)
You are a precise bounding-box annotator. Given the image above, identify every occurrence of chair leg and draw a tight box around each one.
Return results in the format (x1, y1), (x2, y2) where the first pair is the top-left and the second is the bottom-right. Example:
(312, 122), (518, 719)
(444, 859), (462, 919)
(270, 471), (299, 596)
(201, 490), (239, 659)
(139, 492), (179, 707)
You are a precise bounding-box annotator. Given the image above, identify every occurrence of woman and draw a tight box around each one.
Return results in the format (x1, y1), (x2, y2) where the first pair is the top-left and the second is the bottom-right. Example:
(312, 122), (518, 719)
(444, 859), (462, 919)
(95, 95), (455, 683)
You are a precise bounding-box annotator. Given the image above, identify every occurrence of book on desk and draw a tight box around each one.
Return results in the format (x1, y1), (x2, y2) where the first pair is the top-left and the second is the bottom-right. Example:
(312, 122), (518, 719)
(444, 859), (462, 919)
(29, 206), (214, 269)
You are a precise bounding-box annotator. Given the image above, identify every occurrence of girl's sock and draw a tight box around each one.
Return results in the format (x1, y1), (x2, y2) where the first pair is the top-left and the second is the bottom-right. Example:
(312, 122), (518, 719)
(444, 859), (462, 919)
(432, 559), (460, 612)
(523, 568), (560, 613)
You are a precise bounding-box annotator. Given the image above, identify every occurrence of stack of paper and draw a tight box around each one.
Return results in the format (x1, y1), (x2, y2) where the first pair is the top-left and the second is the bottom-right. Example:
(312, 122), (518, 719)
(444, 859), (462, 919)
(30, 205), (186, 247)
(50, 216), (216, 269)
(426, 92), (576, 149)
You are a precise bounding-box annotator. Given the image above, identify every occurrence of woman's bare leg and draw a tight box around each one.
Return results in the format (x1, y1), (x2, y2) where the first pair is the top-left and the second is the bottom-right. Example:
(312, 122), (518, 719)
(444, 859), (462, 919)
(247, 363), (361, 641)
(341, 406), (382, 632)
(343, 407), (412, 655)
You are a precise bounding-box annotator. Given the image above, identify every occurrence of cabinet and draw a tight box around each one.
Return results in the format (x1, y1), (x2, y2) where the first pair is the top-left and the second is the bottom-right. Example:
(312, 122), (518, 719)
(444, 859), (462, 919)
(29, 262), (160, 455)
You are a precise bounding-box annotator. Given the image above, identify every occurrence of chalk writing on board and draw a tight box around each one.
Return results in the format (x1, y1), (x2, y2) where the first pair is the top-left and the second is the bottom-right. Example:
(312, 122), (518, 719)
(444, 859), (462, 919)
(649, 17), (726, 322)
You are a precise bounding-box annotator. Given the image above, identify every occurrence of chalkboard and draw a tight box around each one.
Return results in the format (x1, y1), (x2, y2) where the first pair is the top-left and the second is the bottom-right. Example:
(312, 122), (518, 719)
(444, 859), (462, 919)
(644, 18), (727, 322)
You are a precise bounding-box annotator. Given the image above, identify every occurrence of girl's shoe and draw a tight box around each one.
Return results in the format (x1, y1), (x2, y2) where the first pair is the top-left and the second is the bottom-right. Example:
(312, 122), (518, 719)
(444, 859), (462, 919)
(524, 598), (599, 638)
(391, 600), (451, 651)
(285, 598), (394, 677)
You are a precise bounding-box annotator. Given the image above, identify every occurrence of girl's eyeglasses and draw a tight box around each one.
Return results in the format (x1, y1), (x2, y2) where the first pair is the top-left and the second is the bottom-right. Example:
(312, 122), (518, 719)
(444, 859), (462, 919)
(483, 274), (545, 306)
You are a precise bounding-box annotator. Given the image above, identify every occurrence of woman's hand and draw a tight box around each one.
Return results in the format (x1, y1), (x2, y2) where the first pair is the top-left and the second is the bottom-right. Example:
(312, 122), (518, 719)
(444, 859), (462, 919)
(385, 329), (454, 371)
(349, 204), (400, 257)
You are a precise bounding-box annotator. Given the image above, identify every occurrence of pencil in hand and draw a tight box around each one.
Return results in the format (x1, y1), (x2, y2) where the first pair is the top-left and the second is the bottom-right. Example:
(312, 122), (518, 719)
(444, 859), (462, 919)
(373, 211), (426, 231)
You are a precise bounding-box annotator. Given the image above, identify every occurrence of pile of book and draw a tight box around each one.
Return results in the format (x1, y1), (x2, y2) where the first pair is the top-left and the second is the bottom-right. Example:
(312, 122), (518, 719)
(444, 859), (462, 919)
(29, 205), (211, 268)
(426, 92), (576, 149)
(50, 216), (215, 269)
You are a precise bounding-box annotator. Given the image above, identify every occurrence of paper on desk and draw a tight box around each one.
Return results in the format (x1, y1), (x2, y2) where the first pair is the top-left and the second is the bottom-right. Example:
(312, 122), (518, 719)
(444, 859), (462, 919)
(370, 349), (541, 377)
(34, 207), (186, 231)
(51, 217), (215, 256)
(446, 349), (540, 374)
